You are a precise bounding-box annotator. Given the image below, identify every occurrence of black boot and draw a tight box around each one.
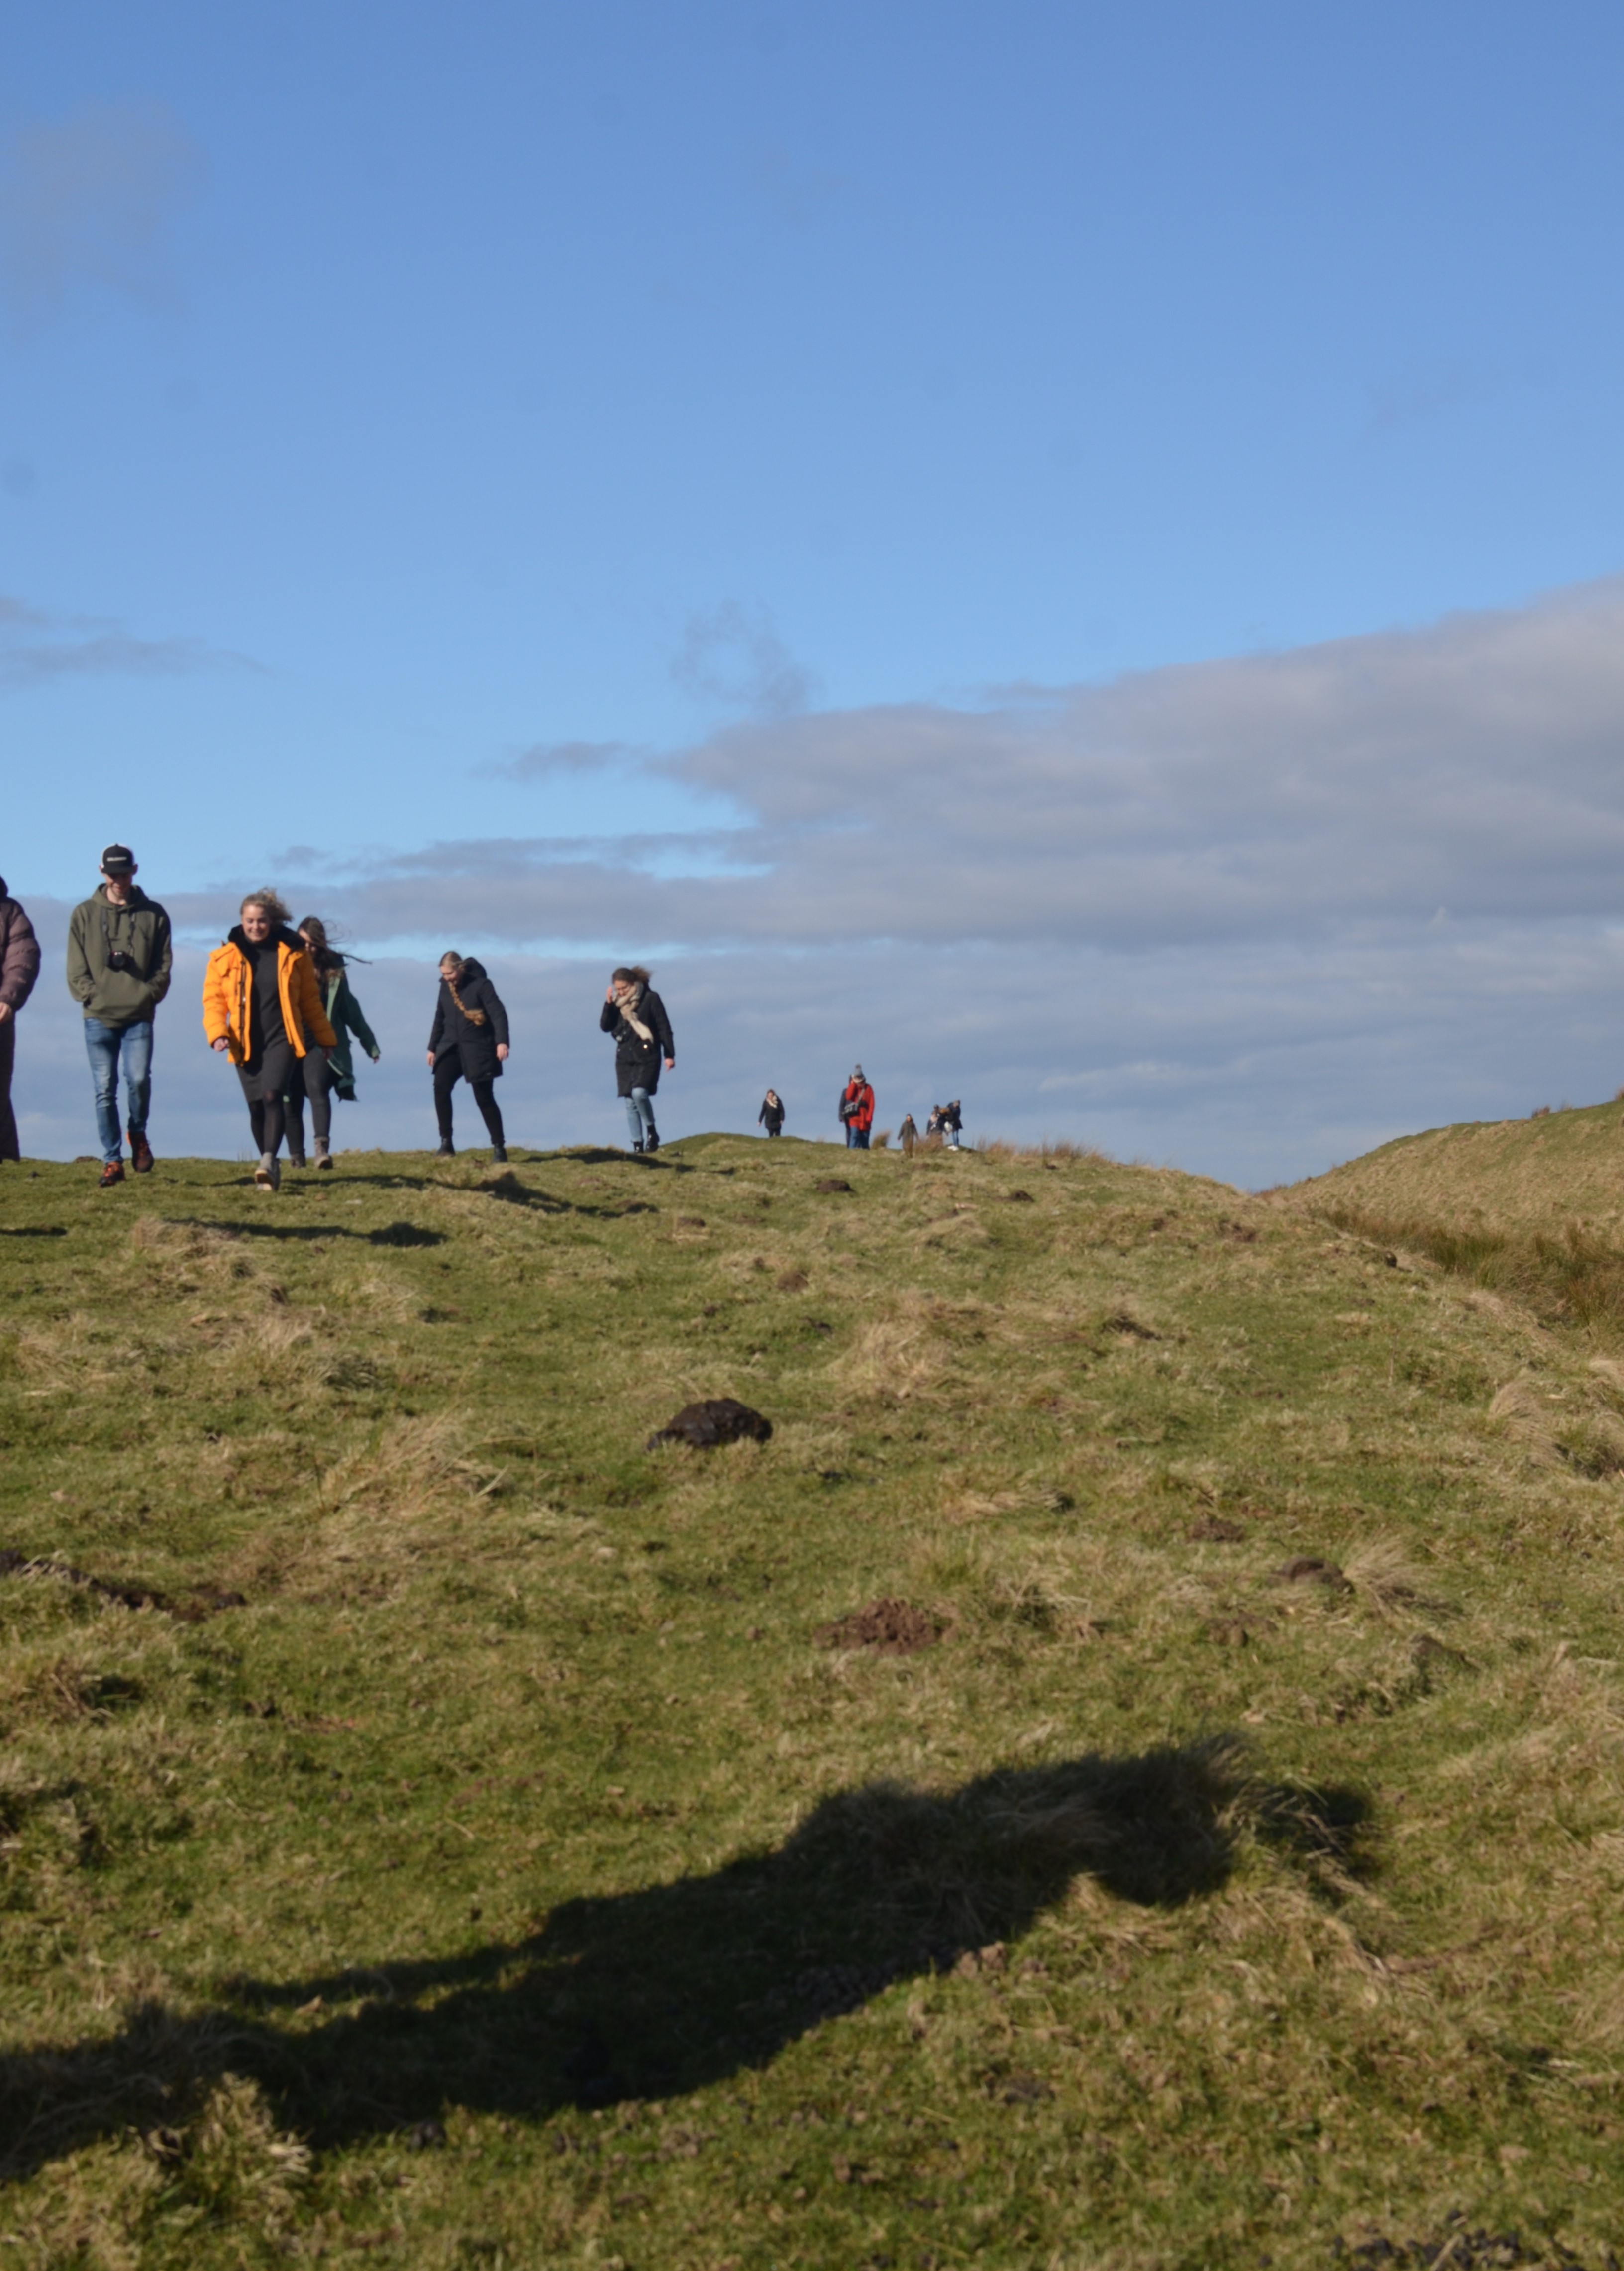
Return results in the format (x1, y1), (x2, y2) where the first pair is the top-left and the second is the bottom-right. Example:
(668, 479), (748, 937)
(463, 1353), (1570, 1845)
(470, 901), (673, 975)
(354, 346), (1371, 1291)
(631, 1140), (644, 1154)
(644, 1127), (660, 1154)
(435, 1141), (455, 1158)
(490, 1145), (508, 1163)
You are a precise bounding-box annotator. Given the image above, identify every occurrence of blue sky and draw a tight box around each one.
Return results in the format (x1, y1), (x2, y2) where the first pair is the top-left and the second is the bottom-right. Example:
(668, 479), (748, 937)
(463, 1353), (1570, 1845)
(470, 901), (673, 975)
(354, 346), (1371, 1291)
(6, 2), (1624, 1177)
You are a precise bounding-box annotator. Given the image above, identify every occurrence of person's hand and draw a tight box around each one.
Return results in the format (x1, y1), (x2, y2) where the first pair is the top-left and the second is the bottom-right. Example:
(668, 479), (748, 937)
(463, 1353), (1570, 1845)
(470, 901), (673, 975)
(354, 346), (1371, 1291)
(605, 984), (616, 1004)
(664, 1056), (675, 1071)
(425, 1051), (434, 1068)
(0, 1002), (12, 1025)
(370, 1048), (381, 1062)
(496, 1042), (509, 1061)
(211, 1037), (229, 1052)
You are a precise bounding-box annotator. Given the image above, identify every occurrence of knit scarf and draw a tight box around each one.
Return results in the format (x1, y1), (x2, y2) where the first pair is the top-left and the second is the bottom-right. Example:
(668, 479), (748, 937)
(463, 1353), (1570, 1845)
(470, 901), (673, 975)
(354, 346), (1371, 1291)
(615, 984), (653, 1044)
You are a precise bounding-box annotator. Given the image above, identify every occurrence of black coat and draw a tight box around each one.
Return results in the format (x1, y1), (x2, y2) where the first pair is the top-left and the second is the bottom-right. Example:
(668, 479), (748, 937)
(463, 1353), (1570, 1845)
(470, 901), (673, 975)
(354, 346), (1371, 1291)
(599, 986), (674, 1096)
(429, 959), (509, 1081)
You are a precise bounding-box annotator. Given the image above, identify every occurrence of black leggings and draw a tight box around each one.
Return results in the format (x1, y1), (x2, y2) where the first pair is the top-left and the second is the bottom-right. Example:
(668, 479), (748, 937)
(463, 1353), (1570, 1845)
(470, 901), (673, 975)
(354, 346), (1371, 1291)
(247, 1096), (287, 1157)
(284, 1054), (333, 1151)
(434, 1054), (504, 1147)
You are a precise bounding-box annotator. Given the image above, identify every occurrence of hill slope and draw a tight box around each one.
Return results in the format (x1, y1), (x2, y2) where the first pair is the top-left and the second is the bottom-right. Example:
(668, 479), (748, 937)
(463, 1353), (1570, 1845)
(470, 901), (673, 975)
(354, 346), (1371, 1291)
(1300, 1097), (1624, 1237)
(1, 1136), (1622, 2268)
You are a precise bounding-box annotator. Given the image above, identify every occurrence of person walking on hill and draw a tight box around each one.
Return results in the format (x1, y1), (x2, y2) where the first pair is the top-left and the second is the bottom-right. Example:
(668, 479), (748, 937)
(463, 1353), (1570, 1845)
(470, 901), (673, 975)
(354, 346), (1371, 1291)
(838, 1065), (874, 1150)
(203, 890), (337, 1191)
(0, 876), (41, 1166)
(428, 952), (509, 1160)
(283, 916), (380, 1169)
(600, 965), (674, 1154)
(898, 1111), (918, 1157)
(66, 845), (173, 1187)
(758, 1088), (785, 1137)
(944, 1099), (964, 1150)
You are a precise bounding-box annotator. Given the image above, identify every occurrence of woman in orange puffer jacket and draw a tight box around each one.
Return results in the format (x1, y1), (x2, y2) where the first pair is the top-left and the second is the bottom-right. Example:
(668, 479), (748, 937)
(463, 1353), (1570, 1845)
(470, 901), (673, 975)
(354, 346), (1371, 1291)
(202, 888), (336, 1190)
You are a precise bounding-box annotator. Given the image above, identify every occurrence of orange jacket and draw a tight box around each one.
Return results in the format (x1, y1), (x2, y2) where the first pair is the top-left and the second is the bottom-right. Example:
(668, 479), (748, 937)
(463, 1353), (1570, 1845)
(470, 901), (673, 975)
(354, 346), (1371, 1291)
(202, 935), (337, 1065)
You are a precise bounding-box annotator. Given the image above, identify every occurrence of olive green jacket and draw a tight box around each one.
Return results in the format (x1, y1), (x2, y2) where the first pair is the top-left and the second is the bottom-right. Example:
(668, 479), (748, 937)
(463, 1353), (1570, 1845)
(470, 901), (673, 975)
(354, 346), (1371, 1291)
(319, 966), (379, 1098)
(66, 886), (173, 1028)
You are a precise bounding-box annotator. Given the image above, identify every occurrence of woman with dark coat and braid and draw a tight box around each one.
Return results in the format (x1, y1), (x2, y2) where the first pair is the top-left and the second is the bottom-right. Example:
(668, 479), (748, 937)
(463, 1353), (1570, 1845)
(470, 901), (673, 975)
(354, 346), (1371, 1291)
(599, 964), (674, 1153)
(427, 952), (509, 1160)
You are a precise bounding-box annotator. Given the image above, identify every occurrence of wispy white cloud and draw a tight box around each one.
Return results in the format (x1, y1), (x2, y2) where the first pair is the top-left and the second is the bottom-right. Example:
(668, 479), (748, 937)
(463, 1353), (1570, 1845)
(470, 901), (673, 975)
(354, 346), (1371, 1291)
(0, 592), (256, 689)
(671, 600), (817, 718)
(0, 99), (205, 328)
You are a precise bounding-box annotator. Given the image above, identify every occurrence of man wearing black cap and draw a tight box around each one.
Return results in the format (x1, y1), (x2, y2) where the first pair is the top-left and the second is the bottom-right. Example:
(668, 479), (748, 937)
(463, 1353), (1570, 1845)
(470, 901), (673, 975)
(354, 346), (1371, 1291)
(66, 845), (173, 1187)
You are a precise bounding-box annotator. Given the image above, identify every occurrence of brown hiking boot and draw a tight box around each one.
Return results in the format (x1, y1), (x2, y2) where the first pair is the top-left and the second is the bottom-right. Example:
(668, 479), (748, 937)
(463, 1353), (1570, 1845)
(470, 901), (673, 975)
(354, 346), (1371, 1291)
(314, 1139), (332, 1169)
(130, 1134), (154, 1174)
(99, 1160), (125, 1189)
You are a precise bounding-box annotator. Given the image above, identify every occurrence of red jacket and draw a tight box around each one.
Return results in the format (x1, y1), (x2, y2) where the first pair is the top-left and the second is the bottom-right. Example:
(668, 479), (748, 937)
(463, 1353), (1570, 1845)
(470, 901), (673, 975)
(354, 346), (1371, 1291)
(840, 1079), (874, 1133)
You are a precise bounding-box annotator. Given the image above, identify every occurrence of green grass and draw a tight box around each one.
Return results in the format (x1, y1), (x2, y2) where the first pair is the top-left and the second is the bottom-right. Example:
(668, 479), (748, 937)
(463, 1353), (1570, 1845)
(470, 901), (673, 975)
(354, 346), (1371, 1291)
(2, 1134), (1624, 2268)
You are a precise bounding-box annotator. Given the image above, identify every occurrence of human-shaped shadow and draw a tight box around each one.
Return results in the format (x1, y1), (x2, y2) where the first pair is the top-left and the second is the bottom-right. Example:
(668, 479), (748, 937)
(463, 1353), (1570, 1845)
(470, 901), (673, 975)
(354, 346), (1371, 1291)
(0, 1740), (1366, 2178)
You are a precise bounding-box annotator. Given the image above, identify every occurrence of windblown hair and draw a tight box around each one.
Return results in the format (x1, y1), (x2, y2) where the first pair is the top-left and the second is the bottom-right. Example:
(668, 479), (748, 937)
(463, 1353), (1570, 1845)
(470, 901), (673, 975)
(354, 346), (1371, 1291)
(297, 915), (344, 973)
(612, 964), (651, 987)
(240, 888), (291, 928)
(439, 950), (465, 973)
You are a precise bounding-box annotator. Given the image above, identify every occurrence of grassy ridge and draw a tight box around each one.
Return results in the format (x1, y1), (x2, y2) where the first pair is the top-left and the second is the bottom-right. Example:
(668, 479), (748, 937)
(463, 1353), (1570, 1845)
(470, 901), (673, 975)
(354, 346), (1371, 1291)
(1, 1135), (1623, 2268)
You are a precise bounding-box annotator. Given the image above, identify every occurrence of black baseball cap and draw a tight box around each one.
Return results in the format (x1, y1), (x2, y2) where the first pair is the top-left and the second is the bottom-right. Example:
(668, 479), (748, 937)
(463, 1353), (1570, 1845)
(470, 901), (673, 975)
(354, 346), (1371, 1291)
(100, 844), (135, 874)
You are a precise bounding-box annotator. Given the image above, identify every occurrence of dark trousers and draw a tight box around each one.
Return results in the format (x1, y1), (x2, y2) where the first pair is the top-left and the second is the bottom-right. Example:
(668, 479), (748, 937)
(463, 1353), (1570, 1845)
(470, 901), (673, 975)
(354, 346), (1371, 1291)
(0, 1017), (16, 1161)
(434, 1054), (504, 1147)
(284, 1054), (333, 1154)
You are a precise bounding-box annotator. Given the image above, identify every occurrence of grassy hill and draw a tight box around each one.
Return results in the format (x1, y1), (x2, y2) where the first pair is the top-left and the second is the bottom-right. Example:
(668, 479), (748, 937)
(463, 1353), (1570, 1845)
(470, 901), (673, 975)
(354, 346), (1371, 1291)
(2, 1132), (1623, 2269)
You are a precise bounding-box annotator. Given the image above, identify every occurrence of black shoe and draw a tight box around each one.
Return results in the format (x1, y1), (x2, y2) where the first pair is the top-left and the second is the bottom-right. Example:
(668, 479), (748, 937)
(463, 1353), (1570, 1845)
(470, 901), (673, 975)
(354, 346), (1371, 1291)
(434, 1142), (455, 1157)
(490, 1145), (508, 1163)
(644, 1128), (660, 1154)
(287, 1151), (306, 1169)
(631, 1141), (644, 1154)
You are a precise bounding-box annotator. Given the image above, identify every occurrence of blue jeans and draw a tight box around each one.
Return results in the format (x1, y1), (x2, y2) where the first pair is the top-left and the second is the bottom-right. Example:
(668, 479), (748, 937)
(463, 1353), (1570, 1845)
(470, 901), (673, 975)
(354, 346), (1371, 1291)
(623, 1087), (657, 1145)
(845, 1125), (870, 1148)
(84, 1018), (153, 1162)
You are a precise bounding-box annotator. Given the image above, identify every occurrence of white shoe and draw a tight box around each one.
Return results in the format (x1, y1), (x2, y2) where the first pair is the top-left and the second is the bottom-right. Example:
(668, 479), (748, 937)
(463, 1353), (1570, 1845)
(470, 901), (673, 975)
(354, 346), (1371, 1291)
(254, 1153), (281, 1190)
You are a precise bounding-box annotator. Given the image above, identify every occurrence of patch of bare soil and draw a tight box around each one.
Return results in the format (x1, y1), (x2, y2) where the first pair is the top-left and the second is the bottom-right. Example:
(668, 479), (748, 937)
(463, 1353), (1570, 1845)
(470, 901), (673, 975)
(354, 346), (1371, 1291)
(814, 1177), (853, 1193)
(647, 1399), (773, 1450)
(1271, 1555), (1348, 1589)
(816, 1597), (942, 1654)
(0, 1549), (246, 1622)
(1187, 1515), (1245, 1542)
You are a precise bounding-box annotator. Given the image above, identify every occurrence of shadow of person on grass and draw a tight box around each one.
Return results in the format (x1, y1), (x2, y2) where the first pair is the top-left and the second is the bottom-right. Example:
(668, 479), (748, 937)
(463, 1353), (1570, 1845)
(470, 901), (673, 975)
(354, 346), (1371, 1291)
(0, 1739), (1368, 2177)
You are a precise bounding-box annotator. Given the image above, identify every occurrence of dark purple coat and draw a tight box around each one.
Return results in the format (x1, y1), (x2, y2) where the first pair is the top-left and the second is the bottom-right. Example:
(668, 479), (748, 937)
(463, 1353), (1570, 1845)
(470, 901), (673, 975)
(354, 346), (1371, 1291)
(0, 881), (40, 1015)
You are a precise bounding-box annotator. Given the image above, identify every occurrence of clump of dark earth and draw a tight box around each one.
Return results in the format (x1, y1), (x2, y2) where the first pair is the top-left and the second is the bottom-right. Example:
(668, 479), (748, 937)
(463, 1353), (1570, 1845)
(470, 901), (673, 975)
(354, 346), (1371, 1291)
(1188, 1515), (1245, 1542)
(1007, 1189), (1035, 1203)
(647, 1398), (773, 1450)
(1271, 1555), (1348, 1588)
(1103, 1309), (1158, 1339)
(816, 1597), (942, 1654)
(814, 1177), (853, 1193)
(1334, 2227), (1609, 2269)
(0, 1548), (246, 1622)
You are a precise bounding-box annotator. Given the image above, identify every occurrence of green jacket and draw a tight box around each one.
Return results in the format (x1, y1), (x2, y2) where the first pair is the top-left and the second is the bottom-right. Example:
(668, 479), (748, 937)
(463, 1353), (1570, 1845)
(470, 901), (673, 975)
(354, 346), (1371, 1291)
(66, 886), (173, 1028)
(319, 965), (379, 1098)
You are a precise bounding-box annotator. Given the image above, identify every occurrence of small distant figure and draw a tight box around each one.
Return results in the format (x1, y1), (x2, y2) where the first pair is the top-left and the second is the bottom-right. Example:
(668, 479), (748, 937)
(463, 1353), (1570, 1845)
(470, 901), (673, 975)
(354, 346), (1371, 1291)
(898, 1112), (917, 1157)
(945, 1098), (964, 1150)
(926, 1104), (947, 1144)
(758, 1088), (785, 1137)
(839, 1064), (875, 1150)
(428, 951), (510, 1162)
(0, 873), (41, 1167)
(600, 964), (675, 1154)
